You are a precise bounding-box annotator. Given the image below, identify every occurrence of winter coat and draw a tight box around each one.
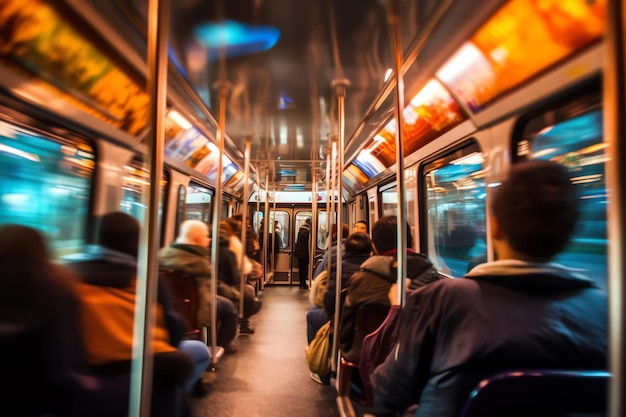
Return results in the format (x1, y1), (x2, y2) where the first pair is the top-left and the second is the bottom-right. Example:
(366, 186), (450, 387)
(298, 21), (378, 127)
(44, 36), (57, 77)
(371, 260), (608, 417)
(339, 251), (440, 362)
(323, 252), (371, 316)
(295, 223), (311, 259)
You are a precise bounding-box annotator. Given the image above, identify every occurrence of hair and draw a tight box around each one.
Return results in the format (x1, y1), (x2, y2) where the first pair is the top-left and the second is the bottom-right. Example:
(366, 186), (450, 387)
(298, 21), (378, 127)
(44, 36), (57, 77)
(0, 225), (74, 312)
(371, 215), (413, 255)
(344, 232), (372, 255)
(225, 217), (242, 236)
(176, 220), (208, 245)
(330, 223), (349, 240)
(97, 212), (140, 257)
(355, 220), (368, 228)
(492, 160), (578, 260)
(219, 221), (234, 238)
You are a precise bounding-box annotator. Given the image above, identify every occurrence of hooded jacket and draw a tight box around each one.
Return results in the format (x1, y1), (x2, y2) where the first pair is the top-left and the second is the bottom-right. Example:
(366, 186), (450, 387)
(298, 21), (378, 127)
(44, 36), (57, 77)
(371, 260), (607, 417)
(338, 251), (440, 362)
(71, 246), (183, 366)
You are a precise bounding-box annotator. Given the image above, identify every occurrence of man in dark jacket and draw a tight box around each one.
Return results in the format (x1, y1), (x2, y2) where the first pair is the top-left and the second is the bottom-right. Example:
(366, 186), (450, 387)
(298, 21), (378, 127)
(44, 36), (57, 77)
(295, 218), (312, 289)
(339, 215), (441, 363)
(371, 161), (608, 417)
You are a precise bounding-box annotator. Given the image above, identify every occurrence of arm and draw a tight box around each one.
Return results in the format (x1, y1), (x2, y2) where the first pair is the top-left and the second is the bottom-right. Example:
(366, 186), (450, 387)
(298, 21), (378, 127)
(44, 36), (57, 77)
(370, 287), (438, 411)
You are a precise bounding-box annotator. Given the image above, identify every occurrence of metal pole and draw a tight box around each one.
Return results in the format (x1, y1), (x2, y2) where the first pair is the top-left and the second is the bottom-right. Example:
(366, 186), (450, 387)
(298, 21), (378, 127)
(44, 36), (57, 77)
(263, 167), (270, 288)
(386, 0), (408, 307)
(130, 0), (168, 416)
(239, 137), (252, 318)
(605, 1), (626, 415)
(209, 81), (230, 362)
(331, 78), (349, 377)
(310, 169), (318, 286)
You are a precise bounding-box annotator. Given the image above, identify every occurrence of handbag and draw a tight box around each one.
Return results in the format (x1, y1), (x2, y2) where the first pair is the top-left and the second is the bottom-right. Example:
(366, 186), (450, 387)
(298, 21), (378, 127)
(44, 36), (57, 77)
(305, 319), (332, 375)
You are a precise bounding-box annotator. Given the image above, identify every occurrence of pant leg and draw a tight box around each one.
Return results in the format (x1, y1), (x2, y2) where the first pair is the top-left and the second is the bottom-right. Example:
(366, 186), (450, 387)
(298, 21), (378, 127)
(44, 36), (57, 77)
(177, 340), (210, 392)
(298, 257), (309, 287)
(306, 306), (329, 344)
(215, 295), (238, 347)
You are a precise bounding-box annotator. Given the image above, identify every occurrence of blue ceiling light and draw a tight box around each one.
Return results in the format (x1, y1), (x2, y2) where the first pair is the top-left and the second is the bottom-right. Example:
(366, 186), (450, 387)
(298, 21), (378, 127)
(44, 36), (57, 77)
(194, 20), (281, 61)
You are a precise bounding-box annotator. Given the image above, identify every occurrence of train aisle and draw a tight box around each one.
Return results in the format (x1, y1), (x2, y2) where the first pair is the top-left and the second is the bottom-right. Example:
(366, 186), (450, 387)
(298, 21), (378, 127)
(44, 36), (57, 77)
(192, 286), (339, 417)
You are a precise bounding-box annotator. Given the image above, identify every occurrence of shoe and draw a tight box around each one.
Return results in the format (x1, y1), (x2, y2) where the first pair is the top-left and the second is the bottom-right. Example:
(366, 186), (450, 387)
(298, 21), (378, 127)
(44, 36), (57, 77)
(239, 324), (255, 335)
(191, 379), (209, 398)
(300, 285), (309, 290)
(309, 372), (330, 385)
(224, 344), (238, 354)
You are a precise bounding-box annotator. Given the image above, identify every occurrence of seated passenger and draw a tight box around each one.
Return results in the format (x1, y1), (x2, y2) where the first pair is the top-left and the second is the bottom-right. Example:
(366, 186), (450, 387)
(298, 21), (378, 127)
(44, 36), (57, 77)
(224, 217), (263, 334)
(159, 219), (239, 353)
(371, 160), (608, 417)
(339, 215), (441, 364)
(70, 213), (210, 413)
(0, 225), (97, 417)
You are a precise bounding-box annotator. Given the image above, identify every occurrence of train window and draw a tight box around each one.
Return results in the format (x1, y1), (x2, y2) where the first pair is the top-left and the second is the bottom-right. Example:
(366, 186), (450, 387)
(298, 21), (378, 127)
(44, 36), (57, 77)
(381, 185), (398, 217)
(268, 210), (289, 249)
(0, 120), (94, 257)
(119, 164), (167, 225)
(295, 211), (313, 243)
(185, 184), (213, 224)
(422, 143), (487, 277)
(516, 102), (607, 289)
(316, 210), (333, 249)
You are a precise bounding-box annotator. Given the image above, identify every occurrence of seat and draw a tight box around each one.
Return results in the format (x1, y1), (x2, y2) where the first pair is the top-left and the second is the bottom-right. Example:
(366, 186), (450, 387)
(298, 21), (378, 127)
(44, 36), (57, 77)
(160, 268), (201, 339)
(338, 303), (390, 404)
(459, 369), (610, 417)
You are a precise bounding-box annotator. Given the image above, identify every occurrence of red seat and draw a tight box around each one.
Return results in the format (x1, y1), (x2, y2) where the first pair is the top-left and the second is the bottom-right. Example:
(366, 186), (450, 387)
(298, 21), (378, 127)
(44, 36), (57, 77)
(160, 268), (201, 339)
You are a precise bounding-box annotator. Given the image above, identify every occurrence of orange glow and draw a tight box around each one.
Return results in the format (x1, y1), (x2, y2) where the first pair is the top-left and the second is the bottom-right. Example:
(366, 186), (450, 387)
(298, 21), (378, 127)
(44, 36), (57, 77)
(438, 0), (606, 112)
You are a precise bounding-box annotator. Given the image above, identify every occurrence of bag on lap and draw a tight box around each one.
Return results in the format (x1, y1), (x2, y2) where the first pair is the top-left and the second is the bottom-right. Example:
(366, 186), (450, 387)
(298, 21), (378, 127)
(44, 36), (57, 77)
(305, 319), (331, 375)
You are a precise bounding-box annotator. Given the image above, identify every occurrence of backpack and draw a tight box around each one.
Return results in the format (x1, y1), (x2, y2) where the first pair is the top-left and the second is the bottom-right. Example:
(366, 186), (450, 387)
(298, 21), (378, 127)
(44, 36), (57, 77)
(305, 320), (331, 375)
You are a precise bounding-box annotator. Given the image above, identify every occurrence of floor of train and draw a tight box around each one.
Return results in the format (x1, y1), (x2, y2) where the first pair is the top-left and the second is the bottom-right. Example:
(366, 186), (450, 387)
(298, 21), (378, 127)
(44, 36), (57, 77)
(191, 285), (339, 417)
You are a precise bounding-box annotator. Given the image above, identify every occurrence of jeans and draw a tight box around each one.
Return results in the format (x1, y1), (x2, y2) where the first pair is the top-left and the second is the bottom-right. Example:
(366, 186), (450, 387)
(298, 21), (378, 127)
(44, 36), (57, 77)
(306, 306), (329, 344)
(216, 295), (238, 346)
(178, 339), (210, 391)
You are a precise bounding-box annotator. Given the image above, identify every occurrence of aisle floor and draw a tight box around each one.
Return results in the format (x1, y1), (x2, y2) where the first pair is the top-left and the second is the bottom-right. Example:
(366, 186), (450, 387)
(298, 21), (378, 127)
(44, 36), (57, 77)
(192, 285), (339, 417)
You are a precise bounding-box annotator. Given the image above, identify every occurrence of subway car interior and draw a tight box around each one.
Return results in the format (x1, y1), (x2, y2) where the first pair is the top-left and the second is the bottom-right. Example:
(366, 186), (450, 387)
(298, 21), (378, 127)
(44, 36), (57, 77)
(0, 0), (624, 417)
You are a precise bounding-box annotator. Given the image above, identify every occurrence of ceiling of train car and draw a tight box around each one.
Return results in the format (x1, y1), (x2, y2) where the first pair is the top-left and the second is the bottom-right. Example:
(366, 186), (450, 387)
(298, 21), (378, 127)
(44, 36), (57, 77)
(126, 0), (397, 190)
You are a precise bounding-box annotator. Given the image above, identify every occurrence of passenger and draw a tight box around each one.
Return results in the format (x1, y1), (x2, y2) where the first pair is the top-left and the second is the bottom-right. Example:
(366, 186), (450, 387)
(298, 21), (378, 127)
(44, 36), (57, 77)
(0, 225), (97, 417)
(224, 217), (263, 335)
(323, 232), (373, 318)
(295, 218), (312, 289)
(159, 219), (239, 353)
(313, 223), (350, 278)
(339, 215), (441, 364)
(353, 220), (368, 234)
(371, 161), (608, 417)
(306, 223), (349, 345)
(70, 212), (207, 417)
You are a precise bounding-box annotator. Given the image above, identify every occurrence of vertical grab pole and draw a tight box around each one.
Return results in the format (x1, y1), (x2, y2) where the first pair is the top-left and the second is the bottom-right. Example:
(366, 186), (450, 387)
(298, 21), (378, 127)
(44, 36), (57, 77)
(130, 0), (168, 416)
(239, 137), (252, 319)
(326, 140), (337, 281)
(209, 81), (231, 362)
(262, 167), (270, 288)
(605, 1), (626, 415)
(310, 169), (318, 286)
(331, 78), (349, 376)
(386, 0), (408, 307)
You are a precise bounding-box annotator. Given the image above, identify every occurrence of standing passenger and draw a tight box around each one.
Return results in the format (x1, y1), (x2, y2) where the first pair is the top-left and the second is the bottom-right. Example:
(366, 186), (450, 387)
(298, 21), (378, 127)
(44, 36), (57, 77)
(353, 220), (368, 234)
(371, 161), (608, 417)
(295, 218), (312, 289)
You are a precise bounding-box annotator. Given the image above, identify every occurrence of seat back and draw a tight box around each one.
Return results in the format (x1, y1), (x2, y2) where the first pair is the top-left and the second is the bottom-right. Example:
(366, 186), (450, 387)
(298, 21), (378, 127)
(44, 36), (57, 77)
(459, 369), (610, 417)
(338, 303), (390, 403)
(160, 268), (200, 337)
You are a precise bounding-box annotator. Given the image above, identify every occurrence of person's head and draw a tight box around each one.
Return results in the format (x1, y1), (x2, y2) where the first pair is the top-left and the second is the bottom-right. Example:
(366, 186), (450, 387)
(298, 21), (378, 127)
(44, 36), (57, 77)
(491, 160), (579, 262)
(344, 232), (372, 256)
(176, 220), (210, 247)
(225, 217), (243, 237)
(97, 212), (140, 257)
(305, 218), (312, 226)
(219, 221), (234, 239)
(371, 215), (413, 255)
(330, 223), (349, 240)
(0, 224), (51, 285)
(353, 220), (368, 234)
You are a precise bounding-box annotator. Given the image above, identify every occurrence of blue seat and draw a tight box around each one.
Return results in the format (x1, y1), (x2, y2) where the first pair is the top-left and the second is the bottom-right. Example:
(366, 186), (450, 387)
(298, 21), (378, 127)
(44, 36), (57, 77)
(459, 369), (610, 417)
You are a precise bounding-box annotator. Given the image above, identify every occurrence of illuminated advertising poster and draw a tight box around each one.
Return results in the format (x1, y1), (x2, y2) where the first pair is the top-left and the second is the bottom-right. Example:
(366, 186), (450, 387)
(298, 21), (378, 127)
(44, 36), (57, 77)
(437, 0), (605, 112)
(403, 79), (466, 154)
(165, 128), (206, 160)
(343, 163), (368, 192)
(353, 145), (388, 179)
